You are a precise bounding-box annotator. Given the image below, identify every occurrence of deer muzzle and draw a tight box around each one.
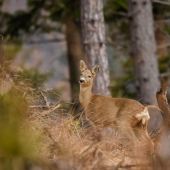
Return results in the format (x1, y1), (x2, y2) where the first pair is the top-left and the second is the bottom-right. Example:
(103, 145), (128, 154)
(79, 77), (85, 84)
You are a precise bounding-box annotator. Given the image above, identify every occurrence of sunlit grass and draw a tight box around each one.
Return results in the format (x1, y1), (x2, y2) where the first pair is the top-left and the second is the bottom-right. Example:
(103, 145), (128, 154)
(0, 64), (151, 170)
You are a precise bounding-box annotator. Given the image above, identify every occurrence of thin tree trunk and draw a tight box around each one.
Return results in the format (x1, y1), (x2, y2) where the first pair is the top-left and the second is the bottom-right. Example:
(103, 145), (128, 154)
(65, 18), (84, 102)
(127, 0), (161, 130)
(81, 0), (111, 97)
(155, 21), (168, 90)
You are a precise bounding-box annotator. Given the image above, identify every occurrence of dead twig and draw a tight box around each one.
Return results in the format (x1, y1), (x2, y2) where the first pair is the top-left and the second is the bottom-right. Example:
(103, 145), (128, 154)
(30, 105), (53, 108)
(40, 91), (50, 107)
(29, 104), (60, 120)
(25, 38), (65, 45)
(155, 19), (170, 24)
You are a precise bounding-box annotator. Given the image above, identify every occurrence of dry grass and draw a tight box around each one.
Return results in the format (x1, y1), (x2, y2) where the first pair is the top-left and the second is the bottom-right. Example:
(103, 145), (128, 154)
(27, 99), (153, 170)
(0, 63), (153, 170)
(29, 111), (135, 169)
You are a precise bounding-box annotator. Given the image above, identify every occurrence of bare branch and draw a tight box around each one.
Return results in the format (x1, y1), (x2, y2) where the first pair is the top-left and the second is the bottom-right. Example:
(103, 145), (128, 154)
(30, 105), (53, 108)
(157, 43), (170, 49)
(155, 19), (170, 23)
(40, 91), (50, 107)
(29, 104), (60, 120)
(155, 23), (170, 41)
(160, 72), (170, 77)
(153, 0), (170, 6)
(25, 38), (65, 45)
(155, 24), (170, 49)
(108, 11), (128, 17)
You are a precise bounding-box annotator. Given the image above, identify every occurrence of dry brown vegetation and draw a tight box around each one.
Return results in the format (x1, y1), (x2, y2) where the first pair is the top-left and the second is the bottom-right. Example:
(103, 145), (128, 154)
(0, 63), (162, 170)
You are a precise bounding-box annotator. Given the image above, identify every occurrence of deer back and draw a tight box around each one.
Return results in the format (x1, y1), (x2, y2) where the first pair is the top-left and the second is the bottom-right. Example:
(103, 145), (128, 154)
(82, 95), (146, 128)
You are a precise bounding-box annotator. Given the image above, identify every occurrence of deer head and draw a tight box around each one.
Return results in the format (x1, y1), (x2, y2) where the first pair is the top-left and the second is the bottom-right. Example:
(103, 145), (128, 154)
(79, 60), (99, 87)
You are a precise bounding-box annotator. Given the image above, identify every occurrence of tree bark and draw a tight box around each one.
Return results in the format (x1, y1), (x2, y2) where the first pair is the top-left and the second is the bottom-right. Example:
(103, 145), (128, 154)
(127, 0), (161, 130)
(65, 18), (84, 102)
(81, 0), (111, 97)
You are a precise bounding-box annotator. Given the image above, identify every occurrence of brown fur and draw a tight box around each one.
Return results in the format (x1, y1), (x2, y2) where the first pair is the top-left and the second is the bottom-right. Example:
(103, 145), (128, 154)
(79, 60), (154, 154)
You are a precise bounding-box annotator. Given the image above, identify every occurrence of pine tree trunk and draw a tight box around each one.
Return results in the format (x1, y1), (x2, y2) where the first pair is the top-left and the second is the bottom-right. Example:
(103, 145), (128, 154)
(81, 0), (111, 97)
(65, 18), (84, 102)
(127, 0), (161, 130)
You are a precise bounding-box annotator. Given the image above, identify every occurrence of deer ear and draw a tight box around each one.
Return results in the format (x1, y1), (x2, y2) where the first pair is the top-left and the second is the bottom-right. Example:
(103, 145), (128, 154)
(80, 60), (87, 72)
(91, 64), (99, 75)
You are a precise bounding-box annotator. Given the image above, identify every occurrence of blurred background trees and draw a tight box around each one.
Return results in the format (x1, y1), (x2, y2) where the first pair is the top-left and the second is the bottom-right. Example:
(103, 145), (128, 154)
(81, 0), (111, 96)
(127, 0), (160, 106)
(127, 0), (161, 130)
(2, 1), (170, 169)
(1, 0), (170, 125)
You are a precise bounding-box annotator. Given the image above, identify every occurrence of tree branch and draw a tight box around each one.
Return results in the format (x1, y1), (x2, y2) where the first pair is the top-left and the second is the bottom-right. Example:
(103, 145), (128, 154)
(29, 104), (60, 120)
(155, 23), (170, 41)
(155, 19), (170, 23)
(152, 0), (170, 6)
(157, 42), (170, 49)
(160, 72), (170, 77)
(109, 11), (128, 17)
(30, 105), (52, 108)
(25, 38), (65, 45)
(40, 91), (50, 107)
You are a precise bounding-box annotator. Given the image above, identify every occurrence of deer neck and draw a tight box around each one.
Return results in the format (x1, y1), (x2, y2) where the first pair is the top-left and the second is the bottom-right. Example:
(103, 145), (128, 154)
(79, 84), (93, 106)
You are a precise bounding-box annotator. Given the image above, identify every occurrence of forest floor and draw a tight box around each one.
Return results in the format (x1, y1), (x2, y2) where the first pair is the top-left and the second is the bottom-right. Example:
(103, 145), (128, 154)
(0, 65), (152, 170)
(27, 103), (152, 170)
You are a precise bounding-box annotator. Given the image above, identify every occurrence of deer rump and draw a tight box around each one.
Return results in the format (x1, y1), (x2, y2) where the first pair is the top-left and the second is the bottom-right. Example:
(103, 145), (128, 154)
(83, 95), (150, 129)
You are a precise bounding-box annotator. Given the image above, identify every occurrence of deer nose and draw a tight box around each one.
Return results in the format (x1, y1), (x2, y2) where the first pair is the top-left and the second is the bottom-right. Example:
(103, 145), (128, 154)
(79, 79), (85, 83)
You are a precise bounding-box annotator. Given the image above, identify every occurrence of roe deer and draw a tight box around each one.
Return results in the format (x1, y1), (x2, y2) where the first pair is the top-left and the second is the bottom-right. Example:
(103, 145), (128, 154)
(79, 60), (154, 152)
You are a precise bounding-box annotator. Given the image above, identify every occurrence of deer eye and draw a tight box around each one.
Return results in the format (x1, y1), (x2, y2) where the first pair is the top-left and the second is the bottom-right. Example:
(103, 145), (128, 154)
(81, 74), (83, 76)
(88, 76), (91, 78)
